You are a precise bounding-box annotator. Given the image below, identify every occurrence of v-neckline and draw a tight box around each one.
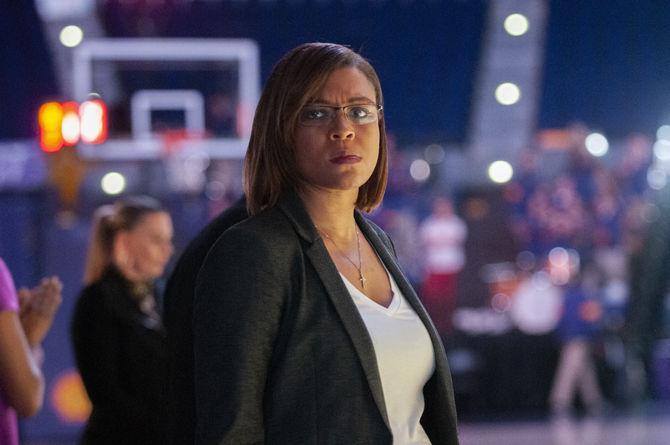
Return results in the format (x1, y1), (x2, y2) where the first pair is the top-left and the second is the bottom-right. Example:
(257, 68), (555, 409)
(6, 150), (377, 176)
(339, 271), (402, 316)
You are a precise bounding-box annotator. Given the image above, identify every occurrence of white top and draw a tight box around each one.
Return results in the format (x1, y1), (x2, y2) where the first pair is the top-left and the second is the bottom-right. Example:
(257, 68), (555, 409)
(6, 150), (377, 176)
(340, 270), (435, 445)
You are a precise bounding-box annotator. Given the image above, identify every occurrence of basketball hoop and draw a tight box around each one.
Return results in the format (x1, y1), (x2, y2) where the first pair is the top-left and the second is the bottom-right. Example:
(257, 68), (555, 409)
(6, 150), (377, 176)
(159, 129), (208, 157)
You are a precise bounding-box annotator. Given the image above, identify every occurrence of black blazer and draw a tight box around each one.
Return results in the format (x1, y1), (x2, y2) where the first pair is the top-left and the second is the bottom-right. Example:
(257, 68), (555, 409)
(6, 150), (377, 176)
(164, 196), (248, 444)
(194, 192), (459, 444)
(71, 267), (167, 445)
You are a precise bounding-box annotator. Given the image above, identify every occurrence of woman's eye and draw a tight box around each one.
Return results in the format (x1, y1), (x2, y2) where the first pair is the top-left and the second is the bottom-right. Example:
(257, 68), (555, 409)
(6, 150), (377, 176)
(303, 108), (329, 120)
(349, 107), (371, 119)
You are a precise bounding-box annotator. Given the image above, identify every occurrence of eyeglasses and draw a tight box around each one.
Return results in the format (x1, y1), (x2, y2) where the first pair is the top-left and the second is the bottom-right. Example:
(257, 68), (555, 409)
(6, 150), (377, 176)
(298, 103), (383, 127)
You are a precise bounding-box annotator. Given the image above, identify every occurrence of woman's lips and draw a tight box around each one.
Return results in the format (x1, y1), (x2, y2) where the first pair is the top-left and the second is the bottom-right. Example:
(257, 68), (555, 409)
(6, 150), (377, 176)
(330, 155), (362, 164)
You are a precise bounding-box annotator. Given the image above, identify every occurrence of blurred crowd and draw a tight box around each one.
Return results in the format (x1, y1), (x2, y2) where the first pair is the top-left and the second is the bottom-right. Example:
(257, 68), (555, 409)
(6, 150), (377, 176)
(368, 126), (668, 412)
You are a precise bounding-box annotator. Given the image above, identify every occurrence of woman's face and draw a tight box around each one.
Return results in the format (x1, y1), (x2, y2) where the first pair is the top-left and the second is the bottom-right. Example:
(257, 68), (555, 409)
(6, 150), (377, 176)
(293, 67), (380, 194)
(116, 211), (174, 282)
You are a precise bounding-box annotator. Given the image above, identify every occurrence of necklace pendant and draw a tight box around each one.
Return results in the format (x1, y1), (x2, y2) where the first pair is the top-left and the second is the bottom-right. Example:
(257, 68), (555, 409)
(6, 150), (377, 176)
(359, 274), (367, 289)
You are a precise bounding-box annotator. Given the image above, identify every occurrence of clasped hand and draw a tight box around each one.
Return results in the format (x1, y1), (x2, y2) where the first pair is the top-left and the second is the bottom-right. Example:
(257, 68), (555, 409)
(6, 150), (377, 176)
(18, 277), (63, 348)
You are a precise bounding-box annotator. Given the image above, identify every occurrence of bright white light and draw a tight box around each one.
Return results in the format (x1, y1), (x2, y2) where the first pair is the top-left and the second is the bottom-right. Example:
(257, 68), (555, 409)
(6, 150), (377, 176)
(488, 160), (514, 184)
(653, 140), (670, 161)
(504, 13), (529, 36)
(648, 167), (667, 190)
(495, 83), (521, 105)
(59, 25), (84, 48)
(61, 111), (80, 145)
(409, 159), (431, 182)
(585, 132), (609, 157)
(101, 172), (126, 195)
(657, 125), (670, 141)
(424, 144), (446, 164)
(79, 101), (104, 142)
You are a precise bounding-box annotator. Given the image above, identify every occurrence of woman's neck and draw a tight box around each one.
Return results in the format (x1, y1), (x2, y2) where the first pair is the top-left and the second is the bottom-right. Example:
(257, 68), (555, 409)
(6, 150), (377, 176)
(299, 186), (358, 240)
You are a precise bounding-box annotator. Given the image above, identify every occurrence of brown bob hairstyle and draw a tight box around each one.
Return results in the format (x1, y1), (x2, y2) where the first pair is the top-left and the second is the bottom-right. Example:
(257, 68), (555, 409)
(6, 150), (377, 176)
(244, 42), (388, 215)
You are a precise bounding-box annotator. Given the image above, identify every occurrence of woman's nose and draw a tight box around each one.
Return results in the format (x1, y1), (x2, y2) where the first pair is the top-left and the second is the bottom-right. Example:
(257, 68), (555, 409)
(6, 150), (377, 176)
(329, 114), (355, 140)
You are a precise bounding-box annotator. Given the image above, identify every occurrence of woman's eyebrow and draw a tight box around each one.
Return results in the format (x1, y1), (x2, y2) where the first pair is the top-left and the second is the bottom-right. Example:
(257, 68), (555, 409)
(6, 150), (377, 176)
(309, 96), (376, 105)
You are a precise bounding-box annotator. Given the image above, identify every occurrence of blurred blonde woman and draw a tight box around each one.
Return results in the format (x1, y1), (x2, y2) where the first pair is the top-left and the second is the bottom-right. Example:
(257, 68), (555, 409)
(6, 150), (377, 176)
(71, 196), (173, 445)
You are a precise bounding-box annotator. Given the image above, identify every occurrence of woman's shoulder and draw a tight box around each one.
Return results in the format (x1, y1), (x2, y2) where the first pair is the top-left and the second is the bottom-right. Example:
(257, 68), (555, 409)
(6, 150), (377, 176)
(74, 280), (106, 315)
(215, 206), (299, 251)
(200, 207), (303, 282)
(74, 273), (122, 317)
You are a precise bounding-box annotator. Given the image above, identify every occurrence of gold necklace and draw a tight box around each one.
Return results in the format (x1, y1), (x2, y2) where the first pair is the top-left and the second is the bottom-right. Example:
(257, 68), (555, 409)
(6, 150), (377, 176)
(317, 226), (367, 289)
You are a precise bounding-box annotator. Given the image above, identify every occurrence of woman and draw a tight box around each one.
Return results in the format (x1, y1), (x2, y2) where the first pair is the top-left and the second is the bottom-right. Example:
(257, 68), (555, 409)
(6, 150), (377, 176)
(71, 196), (173, 445)
(0, 259), (61, 445)
(194, 43), (459, 444)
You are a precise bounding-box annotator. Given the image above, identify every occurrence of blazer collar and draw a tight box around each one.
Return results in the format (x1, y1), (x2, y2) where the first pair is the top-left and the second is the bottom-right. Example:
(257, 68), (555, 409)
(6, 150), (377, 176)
(277, 191), (391, 430)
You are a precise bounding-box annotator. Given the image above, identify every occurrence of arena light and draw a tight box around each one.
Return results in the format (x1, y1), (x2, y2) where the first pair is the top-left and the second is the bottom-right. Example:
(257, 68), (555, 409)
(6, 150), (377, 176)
(61, 101), (80, 146)
(38, 102), (64, 152)
(495, 83), (521, 105)
(653, 139), (670, 161)
(585, 132), (609, 157)
(648, 167), (667, 190)
(60, 25), (84, 48)
(409, 159), (431, 182)
(488, 160), (514, 184)
(504, 13), (529, 36)
(101, 172), (126, 195)
(79, 99), (108, 144)
(656, 125), (670, 142)
(38, 99), (108, 151)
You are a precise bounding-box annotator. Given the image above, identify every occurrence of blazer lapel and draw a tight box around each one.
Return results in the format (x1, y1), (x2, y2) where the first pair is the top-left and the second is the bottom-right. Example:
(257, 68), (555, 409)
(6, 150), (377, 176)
(278, 193), (391, 431)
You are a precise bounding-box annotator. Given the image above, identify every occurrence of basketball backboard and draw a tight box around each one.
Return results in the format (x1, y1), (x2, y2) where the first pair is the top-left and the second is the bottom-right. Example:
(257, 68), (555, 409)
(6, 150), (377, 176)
(72, 38), (259, 160)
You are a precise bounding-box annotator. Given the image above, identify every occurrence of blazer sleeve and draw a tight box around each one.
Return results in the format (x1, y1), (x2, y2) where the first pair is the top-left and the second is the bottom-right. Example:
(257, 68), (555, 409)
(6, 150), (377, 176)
(193, 225), (289, 445)
(71, 287), (154, 421)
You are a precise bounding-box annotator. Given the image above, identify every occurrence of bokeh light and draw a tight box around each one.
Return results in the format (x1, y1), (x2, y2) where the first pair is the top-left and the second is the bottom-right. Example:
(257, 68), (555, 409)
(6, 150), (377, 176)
(491, 293), (512, 313)
(504, 13), (529, 36)
(548, 247), (570, 267)
(101, 172), (126, 195)
(585, 132), (609, 157)
(50, 370), (91, 423)
(61, 111), (80, 145)
(656, 125), (670, 141)
(488, 160), (514, 183)
(410, 159), (431, 182)
(495, 83), (521, 105)
(205, 180), (226, 201)
(647, 167), (667, 190)
(59, 25), (84, 48)
(653, 139), (670, 161)
(424, 143), (446, 164)
(516, 250), (536, 271)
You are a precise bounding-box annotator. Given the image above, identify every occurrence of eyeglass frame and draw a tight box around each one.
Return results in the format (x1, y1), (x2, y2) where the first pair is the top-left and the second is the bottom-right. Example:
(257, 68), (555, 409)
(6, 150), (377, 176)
(297, 103), (384, 127)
